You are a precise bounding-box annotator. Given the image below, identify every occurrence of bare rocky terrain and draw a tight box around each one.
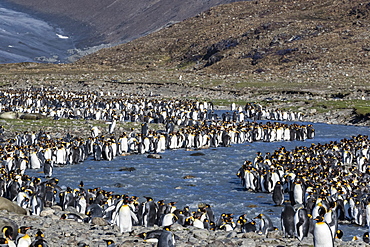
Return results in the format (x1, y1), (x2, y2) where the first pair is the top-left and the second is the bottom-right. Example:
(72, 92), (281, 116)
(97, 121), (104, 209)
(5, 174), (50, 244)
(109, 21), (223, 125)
(2, 0), (244, 49)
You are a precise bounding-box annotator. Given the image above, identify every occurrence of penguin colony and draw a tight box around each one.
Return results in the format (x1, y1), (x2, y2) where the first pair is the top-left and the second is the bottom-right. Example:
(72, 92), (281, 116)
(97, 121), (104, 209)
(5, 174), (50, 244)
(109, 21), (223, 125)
(237, 134), (370, 244)
(0, 225), (48, 247)
(0, 86), (318, 246)
(0, 88), (303, 123)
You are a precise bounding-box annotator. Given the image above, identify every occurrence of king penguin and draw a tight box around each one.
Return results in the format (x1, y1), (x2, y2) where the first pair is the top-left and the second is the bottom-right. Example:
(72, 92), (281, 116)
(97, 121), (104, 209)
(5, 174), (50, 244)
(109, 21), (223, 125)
(363, 231), (369, 243)
(294, 204), (310, 241)
(118, 203), (138, 233)
(15, 226), (32, 247)
(157, 226), (175, 247)
(142, 197), (157, 227)
(272, 181), (284, 206)
(281, 204), (295, 238)
(313, 216), (334, 247)
(254, 213), (275, 235)
(43, 159), (54, 178)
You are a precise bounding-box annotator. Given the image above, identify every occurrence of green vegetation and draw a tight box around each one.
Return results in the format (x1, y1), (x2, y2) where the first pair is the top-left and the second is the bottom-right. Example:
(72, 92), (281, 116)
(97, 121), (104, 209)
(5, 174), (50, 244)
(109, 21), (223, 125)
(309, 99), (370, 115)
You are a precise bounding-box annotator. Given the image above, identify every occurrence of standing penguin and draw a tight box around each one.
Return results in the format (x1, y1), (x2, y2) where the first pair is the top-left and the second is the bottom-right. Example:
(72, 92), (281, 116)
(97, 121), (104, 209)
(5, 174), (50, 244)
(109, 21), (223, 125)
(30, 194), (43, 216)
(294, 205), (310, 241)
(292, 180), (306, 206)
(272, 181), (284, 206)
(254, 213), (275, 235)
(142, 197), (157, 227)
(93, 142), (102, 161)
(313, 216), (334, 247)
(118, 203), (138, 233)
(281, 204), (295, 238)
(16, 226), (32, 247)
(204, 204), (215, 223)
(43, 159), (54, 178)
(29, 150), (41, 169)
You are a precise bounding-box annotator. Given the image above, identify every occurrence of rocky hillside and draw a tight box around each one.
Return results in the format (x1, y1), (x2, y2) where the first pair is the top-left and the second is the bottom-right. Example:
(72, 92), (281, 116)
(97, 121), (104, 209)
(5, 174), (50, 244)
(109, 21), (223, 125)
(2, 0), (244, 49)
(76, 0), (370, 89)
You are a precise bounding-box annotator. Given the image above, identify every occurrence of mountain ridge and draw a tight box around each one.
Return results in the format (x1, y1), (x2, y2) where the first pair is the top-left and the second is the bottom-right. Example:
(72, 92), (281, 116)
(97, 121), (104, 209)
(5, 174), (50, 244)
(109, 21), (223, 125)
(2, 0), (244, 49)
(75, 0), (370, 85)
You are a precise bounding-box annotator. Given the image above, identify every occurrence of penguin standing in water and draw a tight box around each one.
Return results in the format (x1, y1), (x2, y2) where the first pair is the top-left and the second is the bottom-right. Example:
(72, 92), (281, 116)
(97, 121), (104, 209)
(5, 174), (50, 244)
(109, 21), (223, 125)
(307, 124), (315, 139)
(281, 204), (295, 238)
(272, 181), (284, 206)
(313, 216), (334, 247)
(43, 159), (53, 178)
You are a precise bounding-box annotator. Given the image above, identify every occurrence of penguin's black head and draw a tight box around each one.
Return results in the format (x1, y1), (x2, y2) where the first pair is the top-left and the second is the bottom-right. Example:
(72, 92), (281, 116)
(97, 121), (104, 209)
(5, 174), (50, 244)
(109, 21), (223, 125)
(136, 232), (146, 239)
(2, 226), (13, 239)
(363, 232), (370, 243)
(103, 239), (115, 245)
(18, 226), (32, 234)
(336, 229), (343, 240)
(254, 214), (263, 219)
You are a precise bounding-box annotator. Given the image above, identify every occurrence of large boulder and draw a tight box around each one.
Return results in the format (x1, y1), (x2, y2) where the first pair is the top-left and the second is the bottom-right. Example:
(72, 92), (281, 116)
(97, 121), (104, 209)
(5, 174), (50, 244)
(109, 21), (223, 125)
(0, 197), (27, 215)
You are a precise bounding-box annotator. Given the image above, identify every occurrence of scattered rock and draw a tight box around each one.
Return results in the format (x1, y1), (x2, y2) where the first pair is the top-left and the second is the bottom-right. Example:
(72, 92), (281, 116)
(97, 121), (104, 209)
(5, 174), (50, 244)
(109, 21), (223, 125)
(190, 152), (205, 156)
(0, 197), (27, 215)
(113, 183), (125, 187)
(40, 207), (55, 217)
(147, 154), (162, 159)
(192, 229), (210, 239)
(0, 112), (18, 119)
(118, 167), (136, 172)
(91, 217), (108, 226)
(19, 113), (46, 120)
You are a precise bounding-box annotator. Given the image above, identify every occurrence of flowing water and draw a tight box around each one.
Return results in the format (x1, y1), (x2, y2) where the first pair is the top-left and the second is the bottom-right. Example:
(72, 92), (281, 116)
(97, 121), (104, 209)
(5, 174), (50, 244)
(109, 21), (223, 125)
(0, 3), (74, 63)
(26, 121), (370, 240)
